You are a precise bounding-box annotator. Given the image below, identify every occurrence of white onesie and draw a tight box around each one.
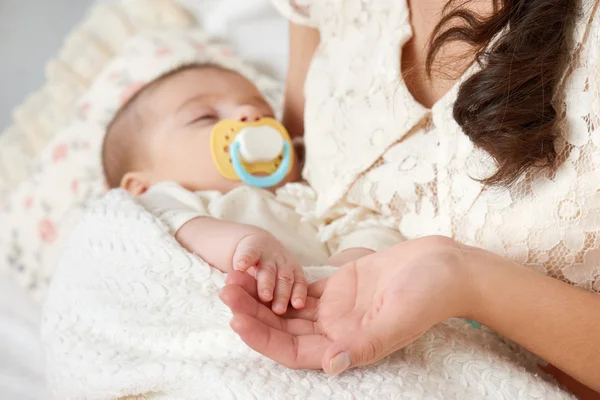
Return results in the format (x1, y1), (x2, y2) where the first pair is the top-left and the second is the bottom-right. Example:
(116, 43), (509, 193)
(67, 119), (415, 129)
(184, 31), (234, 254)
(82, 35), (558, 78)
(137, 181), (403, 266)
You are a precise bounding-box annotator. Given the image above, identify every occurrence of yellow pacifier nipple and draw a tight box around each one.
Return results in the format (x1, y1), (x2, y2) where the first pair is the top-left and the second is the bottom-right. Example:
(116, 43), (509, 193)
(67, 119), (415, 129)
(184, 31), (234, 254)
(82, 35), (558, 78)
(210, 118), (294, 188)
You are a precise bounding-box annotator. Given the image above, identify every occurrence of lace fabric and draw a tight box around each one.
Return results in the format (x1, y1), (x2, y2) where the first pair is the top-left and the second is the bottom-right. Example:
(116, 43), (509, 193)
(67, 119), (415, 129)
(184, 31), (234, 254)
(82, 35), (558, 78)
(272, 0), (600, 292)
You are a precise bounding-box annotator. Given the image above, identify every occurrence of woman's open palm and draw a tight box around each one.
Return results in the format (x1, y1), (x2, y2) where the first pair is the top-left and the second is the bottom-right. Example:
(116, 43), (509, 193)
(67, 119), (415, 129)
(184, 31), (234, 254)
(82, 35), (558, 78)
(220, 236), (472, 375)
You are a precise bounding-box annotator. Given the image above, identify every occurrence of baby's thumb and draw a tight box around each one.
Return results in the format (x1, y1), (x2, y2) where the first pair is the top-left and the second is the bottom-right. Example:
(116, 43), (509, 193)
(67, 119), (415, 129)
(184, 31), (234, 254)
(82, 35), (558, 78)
(232, 242), (261, 272)
(322, 330), (384, 376)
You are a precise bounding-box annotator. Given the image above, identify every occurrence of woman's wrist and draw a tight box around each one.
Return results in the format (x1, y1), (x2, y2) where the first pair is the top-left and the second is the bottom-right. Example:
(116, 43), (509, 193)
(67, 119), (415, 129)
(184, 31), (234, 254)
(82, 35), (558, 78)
(455, 243), (600, 390)
(458, 245), (547, 326)
(454, 244), (509, 322)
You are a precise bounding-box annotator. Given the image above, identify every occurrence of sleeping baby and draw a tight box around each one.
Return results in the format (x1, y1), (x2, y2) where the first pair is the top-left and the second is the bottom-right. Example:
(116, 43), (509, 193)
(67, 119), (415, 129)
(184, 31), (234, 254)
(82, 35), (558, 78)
(102, 64), (401, 315)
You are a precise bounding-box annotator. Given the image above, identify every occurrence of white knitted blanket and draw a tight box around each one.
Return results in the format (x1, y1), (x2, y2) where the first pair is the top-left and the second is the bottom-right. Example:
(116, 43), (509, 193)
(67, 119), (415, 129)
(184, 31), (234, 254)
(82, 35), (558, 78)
(41, 190), (573, 400)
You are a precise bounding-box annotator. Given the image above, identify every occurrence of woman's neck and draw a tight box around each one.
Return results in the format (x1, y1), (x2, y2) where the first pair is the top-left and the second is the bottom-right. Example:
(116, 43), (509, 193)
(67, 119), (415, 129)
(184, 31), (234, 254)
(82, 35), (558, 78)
(402, 0), (496, 108)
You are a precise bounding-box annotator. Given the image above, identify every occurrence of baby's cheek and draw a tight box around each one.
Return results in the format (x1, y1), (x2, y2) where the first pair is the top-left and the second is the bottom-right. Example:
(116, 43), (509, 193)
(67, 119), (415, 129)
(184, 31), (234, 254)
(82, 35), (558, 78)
(279, 151), (302, 186)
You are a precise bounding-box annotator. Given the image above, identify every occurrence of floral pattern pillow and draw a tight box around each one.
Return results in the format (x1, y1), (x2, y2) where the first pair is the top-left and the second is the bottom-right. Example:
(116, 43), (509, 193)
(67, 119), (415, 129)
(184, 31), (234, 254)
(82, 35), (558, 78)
(0, 29), (283, 303)
(0, 122), (105, 302)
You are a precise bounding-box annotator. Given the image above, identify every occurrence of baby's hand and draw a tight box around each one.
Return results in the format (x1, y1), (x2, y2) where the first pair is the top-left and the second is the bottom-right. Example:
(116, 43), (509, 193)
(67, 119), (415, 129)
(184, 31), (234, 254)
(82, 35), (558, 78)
(233, 231), (307, 315)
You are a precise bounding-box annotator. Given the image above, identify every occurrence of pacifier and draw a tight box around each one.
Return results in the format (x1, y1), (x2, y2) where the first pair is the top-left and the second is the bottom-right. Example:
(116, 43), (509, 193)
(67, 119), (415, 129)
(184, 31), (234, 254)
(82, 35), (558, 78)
(210, 117), (294, 189)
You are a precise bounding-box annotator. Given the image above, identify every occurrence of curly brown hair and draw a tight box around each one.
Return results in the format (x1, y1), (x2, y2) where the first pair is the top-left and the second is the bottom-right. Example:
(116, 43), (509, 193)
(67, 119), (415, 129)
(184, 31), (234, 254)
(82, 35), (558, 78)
(427, 0), (579, 185)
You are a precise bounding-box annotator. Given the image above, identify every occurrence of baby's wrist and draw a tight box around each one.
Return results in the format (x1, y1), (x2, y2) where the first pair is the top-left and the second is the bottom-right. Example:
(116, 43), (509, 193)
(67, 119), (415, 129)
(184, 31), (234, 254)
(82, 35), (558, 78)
(175, 217), (270, 274)
(236, 226), (273, 244)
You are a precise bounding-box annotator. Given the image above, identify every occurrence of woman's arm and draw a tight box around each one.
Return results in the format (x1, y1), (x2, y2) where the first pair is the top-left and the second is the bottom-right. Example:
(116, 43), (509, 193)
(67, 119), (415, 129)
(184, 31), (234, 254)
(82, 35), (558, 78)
(221, 236), (600, 393)
(466, 247), (600, 392)
(282, 23), (320, 137)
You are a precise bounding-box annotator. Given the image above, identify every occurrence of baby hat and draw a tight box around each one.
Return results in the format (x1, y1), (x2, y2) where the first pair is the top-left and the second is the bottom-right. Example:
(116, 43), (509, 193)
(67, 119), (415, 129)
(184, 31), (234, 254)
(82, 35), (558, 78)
(77, 28), (283, 131)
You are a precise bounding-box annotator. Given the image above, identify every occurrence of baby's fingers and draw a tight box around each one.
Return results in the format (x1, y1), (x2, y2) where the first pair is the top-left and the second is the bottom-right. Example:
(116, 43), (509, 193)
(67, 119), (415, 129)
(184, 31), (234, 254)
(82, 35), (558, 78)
(256, 260), (277, 303)
(290, 268), (308, 310)
(233, 241), (261, 272)
(272, 263), (295, 315)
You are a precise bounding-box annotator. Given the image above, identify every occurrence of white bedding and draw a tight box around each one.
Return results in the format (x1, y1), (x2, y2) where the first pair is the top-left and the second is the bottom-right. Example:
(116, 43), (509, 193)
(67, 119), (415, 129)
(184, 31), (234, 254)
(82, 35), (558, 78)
(0, 270), (46, 400)
(43, 190), (571, 399)
(0, 1), (288, 399)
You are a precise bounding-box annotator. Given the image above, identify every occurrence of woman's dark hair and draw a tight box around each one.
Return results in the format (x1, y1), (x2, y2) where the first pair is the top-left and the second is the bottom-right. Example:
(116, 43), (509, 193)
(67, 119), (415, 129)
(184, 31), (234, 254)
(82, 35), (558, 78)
(427, 0), (579, 185)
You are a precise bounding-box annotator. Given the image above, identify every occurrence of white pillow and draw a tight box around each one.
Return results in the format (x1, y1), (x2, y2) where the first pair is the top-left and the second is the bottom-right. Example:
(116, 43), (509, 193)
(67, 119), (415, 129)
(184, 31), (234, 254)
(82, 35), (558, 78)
(177, 0), (290, 80)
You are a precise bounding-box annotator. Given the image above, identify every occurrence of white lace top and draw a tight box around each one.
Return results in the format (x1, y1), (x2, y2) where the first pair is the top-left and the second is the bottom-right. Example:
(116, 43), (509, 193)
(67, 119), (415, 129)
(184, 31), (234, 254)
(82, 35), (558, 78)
(272, 0), (600, 292)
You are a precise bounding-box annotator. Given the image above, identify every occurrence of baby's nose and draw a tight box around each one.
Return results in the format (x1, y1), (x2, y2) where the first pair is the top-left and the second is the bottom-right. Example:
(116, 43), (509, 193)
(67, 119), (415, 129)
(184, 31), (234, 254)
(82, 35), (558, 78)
(234, 105), (263, 122)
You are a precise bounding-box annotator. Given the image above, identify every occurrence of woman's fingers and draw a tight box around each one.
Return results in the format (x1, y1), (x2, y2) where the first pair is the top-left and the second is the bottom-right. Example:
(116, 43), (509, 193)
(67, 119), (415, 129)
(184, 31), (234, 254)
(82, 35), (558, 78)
(283, 296), (319, 321)
(308, 277), (328, 297)
(220, 284), (322, 336)
(322, 328), (383, 376)
(220, 284), (281, 328)
(225, 271), (321, 322)
(323, 326), (423, 376)
(230, 313), (331, 370)
(225, 270), (259, 298)
(282, 278), (327, 320)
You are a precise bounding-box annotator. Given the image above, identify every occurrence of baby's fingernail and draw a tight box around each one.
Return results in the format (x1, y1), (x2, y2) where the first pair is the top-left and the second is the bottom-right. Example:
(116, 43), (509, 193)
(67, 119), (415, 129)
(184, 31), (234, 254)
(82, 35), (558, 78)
(262, 290), (272, 299)
(274, 303), (286, 313)
(293, 298), (304, 308)
(329, 352), (352, 376)
(236, 260), (247, 270)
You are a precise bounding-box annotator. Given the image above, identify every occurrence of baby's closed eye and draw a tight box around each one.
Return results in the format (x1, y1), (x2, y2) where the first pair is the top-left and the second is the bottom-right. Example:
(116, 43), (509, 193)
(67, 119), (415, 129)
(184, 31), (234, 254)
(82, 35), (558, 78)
(187, 114), (219, 126)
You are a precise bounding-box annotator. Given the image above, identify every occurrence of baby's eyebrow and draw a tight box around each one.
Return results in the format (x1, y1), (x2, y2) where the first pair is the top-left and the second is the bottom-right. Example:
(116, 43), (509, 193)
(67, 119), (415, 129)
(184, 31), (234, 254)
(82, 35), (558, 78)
(243, 95), (270, 106)
(176, 94), (216, 113)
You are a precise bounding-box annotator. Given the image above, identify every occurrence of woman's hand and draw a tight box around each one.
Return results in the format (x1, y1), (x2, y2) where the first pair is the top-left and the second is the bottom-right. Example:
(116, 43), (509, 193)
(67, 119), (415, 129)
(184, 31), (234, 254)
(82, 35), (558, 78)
(220, 236), (478, 375)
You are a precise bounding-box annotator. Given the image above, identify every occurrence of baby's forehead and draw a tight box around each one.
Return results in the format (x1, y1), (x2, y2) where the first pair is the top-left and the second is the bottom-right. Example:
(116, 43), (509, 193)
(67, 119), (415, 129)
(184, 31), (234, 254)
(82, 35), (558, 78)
(145, 67), (261, 107)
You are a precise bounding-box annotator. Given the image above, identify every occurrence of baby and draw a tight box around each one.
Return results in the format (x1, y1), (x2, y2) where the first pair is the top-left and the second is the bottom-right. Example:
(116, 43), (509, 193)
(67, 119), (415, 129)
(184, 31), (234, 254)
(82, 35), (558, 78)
(102, 64), (381, 315)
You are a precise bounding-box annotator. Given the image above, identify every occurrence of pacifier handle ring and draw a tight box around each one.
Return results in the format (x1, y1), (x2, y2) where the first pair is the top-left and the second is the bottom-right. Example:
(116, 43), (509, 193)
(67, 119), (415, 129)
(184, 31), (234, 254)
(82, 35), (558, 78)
(230, 141), (291, 189)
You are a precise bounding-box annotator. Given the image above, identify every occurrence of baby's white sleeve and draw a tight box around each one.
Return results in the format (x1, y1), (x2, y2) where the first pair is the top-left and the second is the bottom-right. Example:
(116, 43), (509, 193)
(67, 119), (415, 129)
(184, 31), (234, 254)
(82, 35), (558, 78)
(319, 207), (404, 255)
(136, 182), (210, 235)
(335, 226), (404, 253)
(270, 0), (318, 28)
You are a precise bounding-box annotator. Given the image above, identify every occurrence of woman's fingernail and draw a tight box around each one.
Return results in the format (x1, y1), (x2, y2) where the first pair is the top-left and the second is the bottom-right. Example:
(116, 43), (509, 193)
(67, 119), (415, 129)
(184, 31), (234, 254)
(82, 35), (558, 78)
(329, 352), (351, 375)
(262, 290), (272, 299)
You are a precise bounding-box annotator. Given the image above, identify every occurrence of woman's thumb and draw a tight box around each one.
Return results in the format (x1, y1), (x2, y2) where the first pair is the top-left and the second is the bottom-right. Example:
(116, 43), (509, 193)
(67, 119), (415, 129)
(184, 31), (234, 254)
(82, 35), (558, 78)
(322, 331), (383, 376)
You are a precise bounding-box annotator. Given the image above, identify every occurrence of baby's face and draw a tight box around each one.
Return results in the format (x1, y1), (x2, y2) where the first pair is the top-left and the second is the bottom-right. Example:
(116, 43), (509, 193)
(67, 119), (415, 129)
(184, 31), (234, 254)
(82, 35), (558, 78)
(128, 67), (299, 194)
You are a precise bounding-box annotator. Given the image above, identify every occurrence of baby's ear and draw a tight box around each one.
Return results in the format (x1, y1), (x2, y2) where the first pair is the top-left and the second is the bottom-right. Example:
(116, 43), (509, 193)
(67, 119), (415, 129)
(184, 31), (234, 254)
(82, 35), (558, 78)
(120, 171), (150, 197)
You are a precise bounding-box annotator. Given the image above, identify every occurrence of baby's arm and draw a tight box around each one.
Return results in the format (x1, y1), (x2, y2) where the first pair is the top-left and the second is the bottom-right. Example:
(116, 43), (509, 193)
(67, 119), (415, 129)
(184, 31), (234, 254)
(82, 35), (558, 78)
(328, 247), (375, 267)
(175, 216), (262, 273)
(326, 222), (405, 266)
(177, 218), (307, 314)
(137, 182), (307, 314)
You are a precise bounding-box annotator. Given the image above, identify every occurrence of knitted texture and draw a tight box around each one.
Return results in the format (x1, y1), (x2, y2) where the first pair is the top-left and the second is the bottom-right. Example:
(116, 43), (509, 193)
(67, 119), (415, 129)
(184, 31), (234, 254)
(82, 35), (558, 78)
(42, 190), (572, 399)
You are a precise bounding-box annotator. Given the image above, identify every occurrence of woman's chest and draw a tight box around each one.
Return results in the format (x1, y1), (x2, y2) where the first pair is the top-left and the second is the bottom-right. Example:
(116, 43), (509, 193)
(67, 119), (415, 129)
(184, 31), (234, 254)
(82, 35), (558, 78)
(302, 1), (433, 211)
(350, 135), (600, 289)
